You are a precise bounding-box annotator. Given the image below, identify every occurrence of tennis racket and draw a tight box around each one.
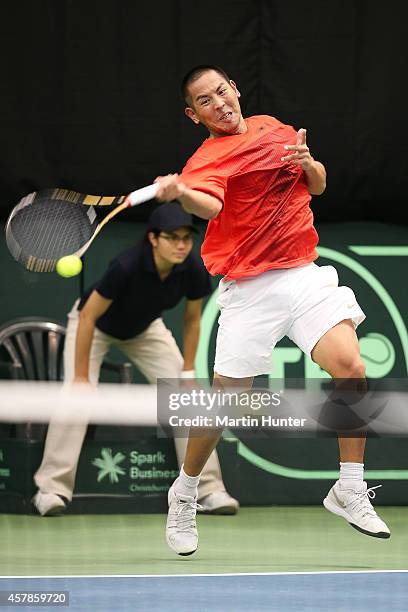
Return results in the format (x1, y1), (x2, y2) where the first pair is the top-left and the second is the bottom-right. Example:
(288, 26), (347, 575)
(5, 183), (158, 272)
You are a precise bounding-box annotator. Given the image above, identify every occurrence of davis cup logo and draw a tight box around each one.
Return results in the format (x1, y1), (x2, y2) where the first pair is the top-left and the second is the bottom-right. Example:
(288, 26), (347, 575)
(195, 245), (408, 481)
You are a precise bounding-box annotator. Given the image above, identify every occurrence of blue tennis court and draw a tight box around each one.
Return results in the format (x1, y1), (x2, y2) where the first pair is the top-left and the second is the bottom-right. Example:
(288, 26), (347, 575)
(1, 571), (407, 611)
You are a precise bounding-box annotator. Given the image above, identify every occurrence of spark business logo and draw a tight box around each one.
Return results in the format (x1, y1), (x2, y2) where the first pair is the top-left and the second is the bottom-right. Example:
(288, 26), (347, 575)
(92, 448), (126, 483)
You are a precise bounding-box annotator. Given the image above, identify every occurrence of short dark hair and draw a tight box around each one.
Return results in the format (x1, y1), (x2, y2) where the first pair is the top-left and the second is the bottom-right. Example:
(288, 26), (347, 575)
(181, 64), (231, 105)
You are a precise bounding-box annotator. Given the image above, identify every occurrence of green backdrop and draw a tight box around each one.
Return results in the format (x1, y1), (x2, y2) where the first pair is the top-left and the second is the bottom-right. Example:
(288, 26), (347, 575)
(1, 219), (407, 511)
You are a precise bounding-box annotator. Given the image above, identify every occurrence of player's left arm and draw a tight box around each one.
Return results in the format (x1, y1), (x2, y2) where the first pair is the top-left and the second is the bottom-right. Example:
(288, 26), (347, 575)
(182, 298), (203, 375)
(281, 128), (327, 195)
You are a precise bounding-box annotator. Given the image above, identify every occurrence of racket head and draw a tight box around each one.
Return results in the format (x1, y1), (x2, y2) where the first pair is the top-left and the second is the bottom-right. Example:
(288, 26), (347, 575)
(5, 189), (125, 272)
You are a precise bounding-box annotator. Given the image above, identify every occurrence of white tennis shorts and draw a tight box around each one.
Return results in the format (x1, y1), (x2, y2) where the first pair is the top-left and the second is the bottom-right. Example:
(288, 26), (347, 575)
(214, 263), (365, 378)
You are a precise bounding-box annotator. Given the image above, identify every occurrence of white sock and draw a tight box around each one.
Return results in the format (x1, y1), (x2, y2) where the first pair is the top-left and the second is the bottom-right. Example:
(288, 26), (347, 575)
(174, 465), (200, 498)
(339, 462), (364, 490)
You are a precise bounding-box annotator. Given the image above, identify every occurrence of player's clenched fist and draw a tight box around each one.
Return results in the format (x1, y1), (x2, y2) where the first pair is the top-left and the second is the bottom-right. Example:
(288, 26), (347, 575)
(154, 174), (187, 202)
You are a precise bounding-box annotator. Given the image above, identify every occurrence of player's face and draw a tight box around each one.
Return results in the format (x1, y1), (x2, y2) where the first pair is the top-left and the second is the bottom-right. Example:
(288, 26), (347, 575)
(150, 227), (194, 266)
(185, 70), (246, 138)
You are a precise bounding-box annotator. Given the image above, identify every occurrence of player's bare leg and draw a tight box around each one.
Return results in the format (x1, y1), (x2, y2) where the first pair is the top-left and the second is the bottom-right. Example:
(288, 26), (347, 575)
(166, 373), (253, 555)
(312, 319), (390, 538)
(183, 374), (253, 475)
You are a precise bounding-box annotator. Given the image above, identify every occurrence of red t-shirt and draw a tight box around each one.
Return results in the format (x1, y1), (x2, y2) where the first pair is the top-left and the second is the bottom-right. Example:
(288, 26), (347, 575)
(181, 115), (319, 279)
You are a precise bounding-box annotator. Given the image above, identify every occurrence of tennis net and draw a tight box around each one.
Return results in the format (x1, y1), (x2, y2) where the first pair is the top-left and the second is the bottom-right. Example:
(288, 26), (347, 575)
(0, 381), (157, 425)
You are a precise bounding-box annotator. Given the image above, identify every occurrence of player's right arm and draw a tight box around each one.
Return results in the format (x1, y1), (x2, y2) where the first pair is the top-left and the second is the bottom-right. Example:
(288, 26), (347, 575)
(154, 174), (222, 220)
(74, 290), (112, 383)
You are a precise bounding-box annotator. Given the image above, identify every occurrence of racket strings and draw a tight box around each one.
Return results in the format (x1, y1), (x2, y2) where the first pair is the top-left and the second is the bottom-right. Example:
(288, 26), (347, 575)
(5, 184), (155, 272)
(7, 199), (97, 261)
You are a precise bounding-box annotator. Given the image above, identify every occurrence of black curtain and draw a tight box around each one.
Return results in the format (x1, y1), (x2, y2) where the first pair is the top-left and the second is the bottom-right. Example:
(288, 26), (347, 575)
(0, 0), (406, 223)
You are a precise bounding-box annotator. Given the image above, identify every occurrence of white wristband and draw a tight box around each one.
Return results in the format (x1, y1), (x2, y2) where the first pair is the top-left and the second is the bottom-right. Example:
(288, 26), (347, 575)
(180, 370), (195, 379)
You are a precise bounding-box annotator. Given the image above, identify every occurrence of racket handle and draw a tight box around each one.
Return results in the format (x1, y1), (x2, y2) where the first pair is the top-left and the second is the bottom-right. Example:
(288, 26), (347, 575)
(127, 183), (158, 207)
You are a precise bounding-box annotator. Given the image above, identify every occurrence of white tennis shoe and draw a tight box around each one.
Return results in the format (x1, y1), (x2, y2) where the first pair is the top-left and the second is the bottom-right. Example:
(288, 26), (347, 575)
(32, 491), (66, 516)
(323, 481), (390, 538)
(166, 480), (199, 556)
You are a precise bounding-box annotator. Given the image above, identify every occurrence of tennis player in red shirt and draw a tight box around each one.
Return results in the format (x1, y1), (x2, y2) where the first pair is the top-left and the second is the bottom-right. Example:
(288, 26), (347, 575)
(155, 65), (390, 555)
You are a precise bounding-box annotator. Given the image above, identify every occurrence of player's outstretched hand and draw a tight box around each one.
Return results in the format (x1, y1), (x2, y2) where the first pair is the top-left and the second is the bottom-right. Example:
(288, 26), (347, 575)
(154, 174), (187, 202)
(281, 128), (315, 171)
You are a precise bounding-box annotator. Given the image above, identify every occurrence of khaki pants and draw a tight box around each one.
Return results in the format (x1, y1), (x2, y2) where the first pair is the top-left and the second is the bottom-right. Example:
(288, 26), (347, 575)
(34, 301), (225, 501)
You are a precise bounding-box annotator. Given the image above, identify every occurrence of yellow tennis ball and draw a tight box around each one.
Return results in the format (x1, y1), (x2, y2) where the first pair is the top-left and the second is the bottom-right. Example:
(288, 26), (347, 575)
(56, 255), (82, 278)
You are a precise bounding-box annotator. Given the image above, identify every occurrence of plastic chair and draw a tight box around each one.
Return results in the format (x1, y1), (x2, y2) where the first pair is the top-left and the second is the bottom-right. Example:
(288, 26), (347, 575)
(0, 316), (133, 439)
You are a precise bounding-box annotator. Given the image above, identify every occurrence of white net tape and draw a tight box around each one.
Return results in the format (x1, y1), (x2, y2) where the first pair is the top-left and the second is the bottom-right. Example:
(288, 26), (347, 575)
(0, 382), (157, 425)
(1, 381), (408, 435)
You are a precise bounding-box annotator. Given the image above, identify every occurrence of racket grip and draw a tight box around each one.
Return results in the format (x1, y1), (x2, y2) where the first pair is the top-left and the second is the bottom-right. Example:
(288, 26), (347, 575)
(127, 183), (158, 206)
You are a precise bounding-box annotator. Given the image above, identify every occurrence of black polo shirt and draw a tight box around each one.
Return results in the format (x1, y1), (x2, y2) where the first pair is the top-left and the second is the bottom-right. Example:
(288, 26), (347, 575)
(78, 240), (212, 340)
